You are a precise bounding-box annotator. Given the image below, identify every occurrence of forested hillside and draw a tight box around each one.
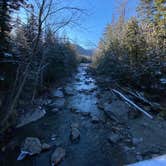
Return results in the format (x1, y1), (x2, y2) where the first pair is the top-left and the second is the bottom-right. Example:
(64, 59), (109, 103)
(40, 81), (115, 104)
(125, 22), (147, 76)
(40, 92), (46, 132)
(93, 0), (166, 114)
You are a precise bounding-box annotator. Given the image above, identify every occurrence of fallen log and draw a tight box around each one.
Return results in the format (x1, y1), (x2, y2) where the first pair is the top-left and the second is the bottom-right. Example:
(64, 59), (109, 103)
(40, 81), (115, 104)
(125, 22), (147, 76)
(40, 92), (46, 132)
(112, 89), (153, 119)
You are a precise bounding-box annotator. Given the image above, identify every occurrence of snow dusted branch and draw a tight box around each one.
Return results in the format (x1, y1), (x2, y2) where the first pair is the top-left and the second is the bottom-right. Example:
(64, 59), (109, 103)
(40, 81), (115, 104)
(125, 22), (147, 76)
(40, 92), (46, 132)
(112, 89), (153, 119)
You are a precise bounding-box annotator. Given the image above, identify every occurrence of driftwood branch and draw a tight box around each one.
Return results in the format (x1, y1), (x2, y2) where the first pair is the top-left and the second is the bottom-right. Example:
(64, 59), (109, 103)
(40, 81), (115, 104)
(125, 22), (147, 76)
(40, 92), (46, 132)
(112, 89), (153, 119)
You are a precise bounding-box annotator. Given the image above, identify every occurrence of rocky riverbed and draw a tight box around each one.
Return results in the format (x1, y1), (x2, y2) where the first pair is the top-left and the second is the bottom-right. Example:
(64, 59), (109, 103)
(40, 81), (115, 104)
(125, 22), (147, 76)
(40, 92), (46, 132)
(1, 63), (166, 166)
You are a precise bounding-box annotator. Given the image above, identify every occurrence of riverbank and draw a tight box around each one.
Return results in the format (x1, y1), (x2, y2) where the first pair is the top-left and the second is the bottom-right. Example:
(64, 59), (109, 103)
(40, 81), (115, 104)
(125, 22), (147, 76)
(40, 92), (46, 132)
(1, 63), (166, 166)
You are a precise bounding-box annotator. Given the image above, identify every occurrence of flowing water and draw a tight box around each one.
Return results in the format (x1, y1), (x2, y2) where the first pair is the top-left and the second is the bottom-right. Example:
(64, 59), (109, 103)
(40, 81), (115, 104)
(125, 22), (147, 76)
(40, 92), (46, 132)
(1, 63), (125, 166)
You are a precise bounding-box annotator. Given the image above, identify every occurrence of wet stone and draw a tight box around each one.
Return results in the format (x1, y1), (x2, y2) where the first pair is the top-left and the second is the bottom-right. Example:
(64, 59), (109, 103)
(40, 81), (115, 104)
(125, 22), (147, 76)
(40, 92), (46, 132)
(49, 98), (65, 109)
(64, 87), (75, 96)
(70, 123), (80, 142)
(128, 109), (142, 119)
(51, 147), (66, 166)
(91, 115), (100, 123)
(70, 128), (80, 141)
(132, 137), (143, 145)
(81, 111), (90, 116)
(108, 133), (121, 144)
(136, 152), (143, 161)
(70, 107), (78, 113)
(21, 137), (42, 155)
(42, 143), (51, 151)
(52, 88), (64, 98)
(51, 134), (56, 141)
(51, 108), (59, 113)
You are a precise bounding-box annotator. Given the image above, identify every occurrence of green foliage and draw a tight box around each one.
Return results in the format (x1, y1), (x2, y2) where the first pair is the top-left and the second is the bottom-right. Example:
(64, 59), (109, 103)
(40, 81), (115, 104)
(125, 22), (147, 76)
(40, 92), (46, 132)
(43, 29), (78, 85)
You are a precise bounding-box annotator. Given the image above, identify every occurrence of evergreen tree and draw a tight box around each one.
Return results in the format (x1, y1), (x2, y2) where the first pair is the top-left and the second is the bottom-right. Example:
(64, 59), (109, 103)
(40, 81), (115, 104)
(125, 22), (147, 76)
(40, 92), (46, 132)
(123, 17), (146, 66)
(137, 0), (154, 22)
(0, 0), (26, 57)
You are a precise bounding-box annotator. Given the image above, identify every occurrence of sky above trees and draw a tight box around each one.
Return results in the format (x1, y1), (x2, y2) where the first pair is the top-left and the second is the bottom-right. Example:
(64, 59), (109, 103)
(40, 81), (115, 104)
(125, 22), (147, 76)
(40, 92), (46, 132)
(18, 0), (139, 49)
(64, 0), (139, 49)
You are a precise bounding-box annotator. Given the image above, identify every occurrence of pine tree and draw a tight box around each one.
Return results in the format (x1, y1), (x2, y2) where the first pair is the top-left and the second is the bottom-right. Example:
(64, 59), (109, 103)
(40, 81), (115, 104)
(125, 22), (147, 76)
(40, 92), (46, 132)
(123, 17), (146, 67)
(137, 0), (154, 22)
(0, 0), (26, 57)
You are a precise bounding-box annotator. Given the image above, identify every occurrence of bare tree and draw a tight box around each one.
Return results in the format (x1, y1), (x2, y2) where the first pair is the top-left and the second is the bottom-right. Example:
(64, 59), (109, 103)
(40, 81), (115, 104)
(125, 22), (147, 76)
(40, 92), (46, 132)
(0, 0), (84, 130)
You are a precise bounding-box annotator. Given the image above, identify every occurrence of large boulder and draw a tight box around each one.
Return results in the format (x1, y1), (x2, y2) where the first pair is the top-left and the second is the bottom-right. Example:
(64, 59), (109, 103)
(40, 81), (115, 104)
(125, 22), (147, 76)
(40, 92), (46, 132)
(51, 147), (66, 165)
(17, 138), (51, 161)
(16, 108), (46, 128)
(103, 101), (129, 122)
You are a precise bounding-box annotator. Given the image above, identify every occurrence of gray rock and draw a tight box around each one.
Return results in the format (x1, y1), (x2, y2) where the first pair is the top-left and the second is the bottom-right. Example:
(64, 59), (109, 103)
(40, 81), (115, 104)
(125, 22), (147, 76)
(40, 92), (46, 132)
(64, 87), (75, 96)
(53, 89), (64, 98)
(71, 123), (79, 129)
(81, 111), (90, 116)
(108, 133), (121, 144)
(51, 108), (59, 113)
(22, 137), (42, 155)
(136, 152), (143, 161)
(70, 107), (78, 113)
(91, 115), (100, 123)
(51, 147), (66, 165)
(17, 108), (46, 128)
(128, 109), (142, 119)
(49, 99), (65, 109)
(70, 123), (80, 141)
(70, 128), (80, 141)
(132, 137), (143, 145)
(97, 103), (104, 110)
(51, 134), (57, 141)
(42, 143), (51, 151)
(103, 101), (128, 122)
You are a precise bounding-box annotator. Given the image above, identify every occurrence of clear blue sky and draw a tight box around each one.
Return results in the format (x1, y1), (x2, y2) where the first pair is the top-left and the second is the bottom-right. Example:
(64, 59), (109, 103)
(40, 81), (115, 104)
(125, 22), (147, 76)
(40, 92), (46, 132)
(62, 0), (139, 49)
(20, 0), (139, 49)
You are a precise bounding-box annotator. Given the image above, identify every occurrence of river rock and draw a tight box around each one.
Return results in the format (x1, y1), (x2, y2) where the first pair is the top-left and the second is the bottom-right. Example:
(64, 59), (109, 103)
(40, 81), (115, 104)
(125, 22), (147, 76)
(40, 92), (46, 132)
(81, 111), (90, 116)
(128, 109), (142, 119)
(91, 114), (100, 123)
(16, 108), (46, 128)
(136, 152), (143, 161)
(70, 128), (80, 141)
(22, 137), (42, 155)
(49, 98), (65, 109)
(108, 133), (121, 144)
(51, 108), (59, 113)
(53, 88), (64, 98)
(64, 87), (75, 96)
(42, 143), (51, 151)
(70, 107), (78, 113)
(51, 147), (66, 165)
(70, 123), (80, 141)
(71, 123), (79, 129)
(97, 103), (105, 110)
(132, 137), (143, 145)
(103, 101), (128, 122)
